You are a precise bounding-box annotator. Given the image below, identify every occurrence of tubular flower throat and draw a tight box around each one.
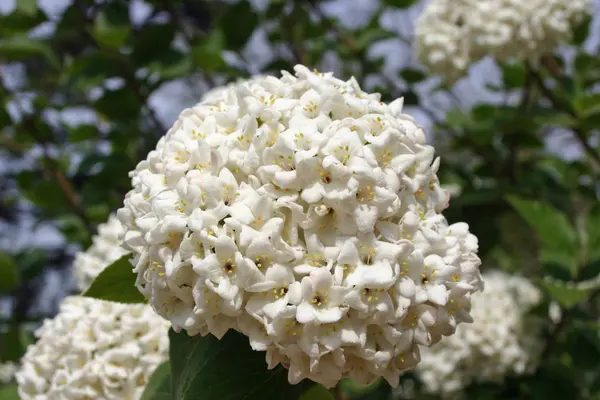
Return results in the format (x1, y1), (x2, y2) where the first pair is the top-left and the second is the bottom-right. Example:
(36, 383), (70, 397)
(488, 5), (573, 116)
(117, 65), (483, 388)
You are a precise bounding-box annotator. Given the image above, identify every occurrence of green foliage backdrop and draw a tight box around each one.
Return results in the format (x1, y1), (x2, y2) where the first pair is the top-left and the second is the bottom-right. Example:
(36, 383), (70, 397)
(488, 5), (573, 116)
(1, 0), (600, 399)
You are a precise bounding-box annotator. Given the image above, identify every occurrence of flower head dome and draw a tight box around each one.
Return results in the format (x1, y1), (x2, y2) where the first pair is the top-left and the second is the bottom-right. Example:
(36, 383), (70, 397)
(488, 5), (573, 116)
(16, 297), (170, 400)
(415, 0), (591, 82)
(117, 65), (483, 388)
(73, 214), (128, 291)
(415, 270), (543, 396)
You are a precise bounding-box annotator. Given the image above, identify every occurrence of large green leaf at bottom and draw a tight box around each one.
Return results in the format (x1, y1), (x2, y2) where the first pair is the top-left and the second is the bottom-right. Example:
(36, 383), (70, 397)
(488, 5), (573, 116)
(141, 361), (172, 400)
(169, 329), (315, 400)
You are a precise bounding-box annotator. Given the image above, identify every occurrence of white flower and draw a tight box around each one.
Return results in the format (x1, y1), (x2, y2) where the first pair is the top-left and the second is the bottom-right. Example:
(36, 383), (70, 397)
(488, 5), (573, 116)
(0, 361), (17, 384)
(117, 65), (483, 388)
(73, 214), (128, 290)
(416, 270), (544, 397)
(415, 0), (591, 82)
(15, 296), (170, 400)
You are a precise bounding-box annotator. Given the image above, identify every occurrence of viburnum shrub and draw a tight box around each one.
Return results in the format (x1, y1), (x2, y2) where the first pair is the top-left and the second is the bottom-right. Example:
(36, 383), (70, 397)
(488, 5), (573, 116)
(117, 65), (483, 387)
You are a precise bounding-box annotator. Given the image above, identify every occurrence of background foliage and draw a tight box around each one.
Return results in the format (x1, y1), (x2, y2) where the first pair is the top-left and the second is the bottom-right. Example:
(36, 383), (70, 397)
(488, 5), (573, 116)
(1, 0), (599, 398)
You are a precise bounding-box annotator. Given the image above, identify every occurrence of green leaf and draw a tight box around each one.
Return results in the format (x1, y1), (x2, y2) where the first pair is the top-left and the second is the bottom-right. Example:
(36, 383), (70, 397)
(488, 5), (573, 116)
(400, 68), (427, 84)
(0, 383), (19, 399)
(298, 385), (333, 400)
(0, 324), (26, 362)
(572, 15), (591, 46)
(574, 92), (600, 119)
(16, 0), (37, 16)
(141, 362), (172, 400)
(132, 23), (176, 66)
(93, 3), (131, 49)
(540, 278), (591, 308)
(170, 329), (315, 400)
(68, 124), (100, 142)
(339, 378), (382, 398)
(68, 50), (122, 88)
(147, 49), (192, 79)
(354, 28), (395, 52)
(0, 36), (59, 68)
(221, 1), (258, 50)
(94, 88), (141, 121)
(500, 61), (526, 89)
(82, 254), (146, 303)
(0, 252), (19, 294)
(587, 204), (600, 263)
(192, 29), (226, 72)
(506, 196), (578, 275)
(383, 0), (418, 8)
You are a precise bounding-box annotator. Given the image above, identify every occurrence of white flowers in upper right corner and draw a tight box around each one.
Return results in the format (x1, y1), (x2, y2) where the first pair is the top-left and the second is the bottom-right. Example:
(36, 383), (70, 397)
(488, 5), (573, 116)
(414, 0), (591, 82)
(415, 270), (545, 396)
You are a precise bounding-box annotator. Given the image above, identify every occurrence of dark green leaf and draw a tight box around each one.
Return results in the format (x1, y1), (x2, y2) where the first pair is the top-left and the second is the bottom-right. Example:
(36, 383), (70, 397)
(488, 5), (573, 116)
(0, 36), (59, 68)
(354, 28), (395, 52)
(572, 15), (592, 46)
(94, 88), (142, 121)
(383, 0), (418, 8)
(500, 61), (526, 89)
(132, 23), (176, 66)
(221, 1), (258, 50)
(83, 254), (145, 303)
(540, 278), (591, 308)
(170, 329), (315, 400)
(298, 385), (333, 400)
(68, 50), (122, 88)
(93, 2), (131, 49)
(0, 252), (19, 294)
(339, 378), (382, 399)
(16, 0), (37, 16)
(0, 9), (47, 37)
(587, 203), (600, 263)
(148, 49), (192, 79)
(506, 196), (578, 275)
(0, 325), (26, 362)
(400, 68), (427, 84)
(68, 124), (100, 142)
(574, 93), (600, 119)
(192, 29), (226, 72)
(141, 362), (172, 400)
(0, 383), (19, 399)
(403, 90), (419, 106)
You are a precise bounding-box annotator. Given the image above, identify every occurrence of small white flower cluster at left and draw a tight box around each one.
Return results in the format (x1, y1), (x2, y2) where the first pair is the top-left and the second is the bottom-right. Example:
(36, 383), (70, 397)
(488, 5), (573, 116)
(16, 215), (170, 400)
(0, 361), (17, 384)
(415, 270), (544, 396)
(73, 214), (129, 291)
(15, 297), (170, 400)
(414, 0), (591, 82)
(117, 64), (483, 388)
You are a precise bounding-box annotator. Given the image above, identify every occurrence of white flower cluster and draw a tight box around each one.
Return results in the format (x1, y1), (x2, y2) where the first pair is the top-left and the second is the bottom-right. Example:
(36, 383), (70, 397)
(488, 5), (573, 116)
(16, 296), (170, 400)
(117, 64), (483, 388)
(416, 270), (543, 396)
(0, 361), (17, 384)
(414, 0), (591, 82)
(73, 214), (128, 290)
